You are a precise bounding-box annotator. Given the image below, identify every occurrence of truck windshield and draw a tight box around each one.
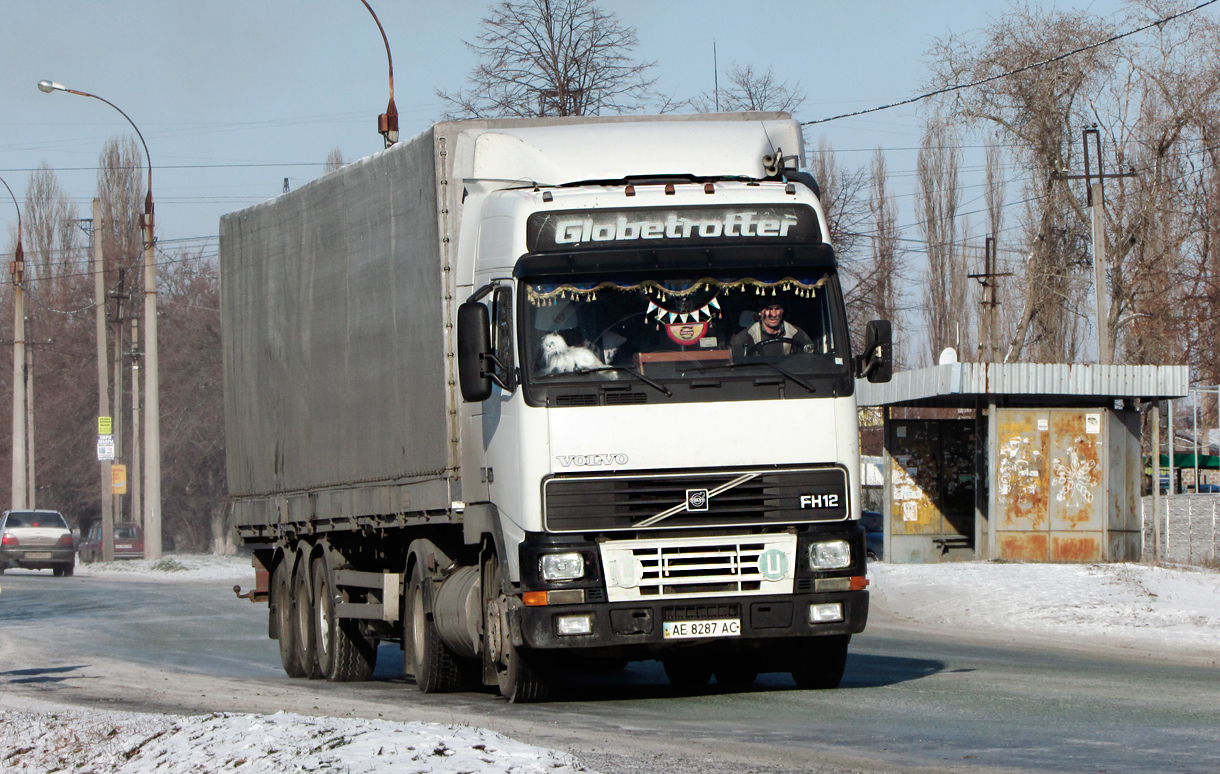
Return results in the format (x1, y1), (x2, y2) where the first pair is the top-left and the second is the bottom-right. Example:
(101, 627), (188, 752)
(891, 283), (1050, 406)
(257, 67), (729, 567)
(522, 271), (847, 386)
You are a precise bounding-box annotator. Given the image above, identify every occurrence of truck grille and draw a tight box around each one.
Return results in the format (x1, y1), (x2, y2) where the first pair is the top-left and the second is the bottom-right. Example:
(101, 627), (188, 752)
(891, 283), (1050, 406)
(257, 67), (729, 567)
(544, 466), (847, 532)
(600, 533), (797, 602)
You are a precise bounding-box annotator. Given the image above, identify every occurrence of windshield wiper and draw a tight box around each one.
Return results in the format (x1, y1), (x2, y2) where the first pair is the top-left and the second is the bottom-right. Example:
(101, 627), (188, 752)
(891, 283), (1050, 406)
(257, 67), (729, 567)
(577, 366), (673, 396)
(677, 361), (817, 394)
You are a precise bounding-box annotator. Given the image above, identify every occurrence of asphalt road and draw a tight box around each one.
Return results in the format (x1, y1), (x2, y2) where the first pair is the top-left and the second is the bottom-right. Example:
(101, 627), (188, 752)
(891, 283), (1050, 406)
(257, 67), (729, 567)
(1, 569), (1217, 774)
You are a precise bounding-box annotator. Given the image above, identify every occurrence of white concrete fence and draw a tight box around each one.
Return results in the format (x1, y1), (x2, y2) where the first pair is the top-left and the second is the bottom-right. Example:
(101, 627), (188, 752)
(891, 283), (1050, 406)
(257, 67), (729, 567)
(1141, 494), (1220, 567)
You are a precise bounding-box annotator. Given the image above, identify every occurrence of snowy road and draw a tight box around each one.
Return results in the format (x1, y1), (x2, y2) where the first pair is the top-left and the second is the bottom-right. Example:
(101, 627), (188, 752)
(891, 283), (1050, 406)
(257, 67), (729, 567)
(1, 556), (1218, 773)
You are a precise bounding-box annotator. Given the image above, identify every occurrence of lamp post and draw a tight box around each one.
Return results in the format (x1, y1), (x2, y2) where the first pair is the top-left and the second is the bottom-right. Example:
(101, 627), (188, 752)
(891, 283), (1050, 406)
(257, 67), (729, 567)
(359, 0), (398, 147)
(38, 80), (162, 559)
(1, 175), (26, 511)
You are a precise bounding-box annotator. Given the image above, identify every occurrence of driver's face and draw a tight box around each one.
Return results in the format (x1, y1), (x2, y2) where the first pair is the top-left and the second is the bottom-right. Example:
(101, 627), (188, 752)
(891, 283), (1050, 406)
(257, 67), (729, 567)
(759, 305), (784, 334)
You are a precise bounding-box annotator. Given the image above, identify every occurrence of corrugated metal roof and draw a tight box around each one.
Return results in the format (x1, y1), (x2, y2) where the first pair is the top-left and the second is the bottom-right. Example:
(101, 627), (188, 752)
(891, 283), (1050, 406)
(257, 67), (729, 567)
(856, 363), (1191, 407)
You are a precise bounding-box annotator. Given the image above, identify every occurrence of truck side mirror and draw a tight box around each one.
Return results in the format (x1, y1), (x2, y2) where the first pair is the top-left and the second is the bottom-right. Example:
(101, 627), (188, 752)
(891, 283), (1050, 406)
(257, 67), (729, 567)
(857, 320), (892, 383)
(458, 301), (493, 402)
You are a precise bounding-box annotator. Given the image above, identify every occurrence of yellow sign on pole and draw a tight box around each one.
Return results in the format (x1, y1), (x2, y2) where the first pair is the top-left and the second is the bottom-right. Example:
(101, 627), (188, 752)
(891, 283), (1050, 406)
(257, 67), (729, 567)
(98, 416), (112, 435)
(111, 464), (128, 495)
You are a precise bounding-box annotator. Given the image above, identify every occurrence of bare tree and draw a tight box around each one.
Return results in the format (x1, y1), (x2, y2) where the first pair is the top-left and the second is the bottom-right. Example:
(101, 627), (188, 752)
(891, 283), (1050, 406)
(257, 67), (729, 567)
(927, 5), (1115, 362)
(96, 137), (145, 277)
(22, 163), (80, 299)
(439, 0), (657, 118)
(915, 120), (971, 363)
(324, 147), (345, 175)
(860, 148), (908, 365)
(692, 63), (806, 114)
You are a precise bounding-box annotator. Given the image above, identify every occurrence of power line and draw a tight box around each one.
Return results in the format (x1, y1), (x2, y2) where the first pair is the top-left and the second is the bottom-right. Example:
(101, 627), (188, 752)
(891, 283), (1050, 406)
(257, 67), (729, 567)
(802, 0), (1219, 127)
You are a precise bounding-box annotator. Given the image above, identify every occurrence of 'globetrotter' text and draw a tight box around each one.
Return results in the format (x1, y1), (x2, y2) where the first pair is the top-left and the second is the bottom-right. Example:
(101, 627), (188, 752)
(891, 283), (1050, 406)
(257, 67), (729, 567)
(554, 211), (800, 245)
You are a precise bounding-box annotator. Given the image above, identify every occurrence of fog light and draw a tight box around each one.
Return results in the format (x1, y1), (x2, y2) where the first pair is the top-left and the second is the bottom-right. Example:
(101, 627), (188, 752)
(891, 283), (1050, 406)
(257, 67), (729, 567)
(808, 540), (851, 569)
(809, 602), (844, 623)
(555, 613), (594, 636)
(540, 552), (585, 581)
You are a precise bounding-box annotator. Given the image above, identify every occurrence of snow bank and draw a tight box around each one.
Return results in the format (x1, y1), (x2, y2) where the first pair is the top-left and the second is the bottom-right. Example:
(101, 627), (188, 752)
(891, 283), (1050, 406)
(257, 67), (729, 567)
(0, 704), (590, 774)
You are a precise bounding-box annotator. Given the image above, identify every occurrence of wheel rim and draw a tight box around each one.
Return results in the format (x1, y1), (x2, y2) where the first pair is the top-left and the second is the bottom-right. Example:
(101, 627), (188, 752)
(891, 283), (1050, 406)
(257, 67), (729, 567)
(317, 581), (330, 657)
(412, 584), (426, 667)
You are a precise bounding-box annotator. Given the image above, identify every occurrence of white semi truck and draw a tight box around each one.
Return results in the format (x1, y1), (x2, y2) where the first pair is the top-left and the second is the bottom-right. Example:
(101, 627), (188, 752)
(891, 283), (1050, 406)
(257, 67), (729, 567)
(221, 112), (892, 702)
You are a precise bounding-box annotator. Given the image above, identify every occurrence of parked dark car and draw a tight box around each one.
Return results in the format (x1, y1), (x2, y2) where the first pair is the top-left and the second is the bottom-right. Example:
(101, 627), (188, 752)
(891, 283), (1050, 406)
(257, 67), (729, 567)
(78, 523), (145, 563)
(0, 509), (75, 576)
(861, 509), (884, 561)
(1196, 483), (1220, 494)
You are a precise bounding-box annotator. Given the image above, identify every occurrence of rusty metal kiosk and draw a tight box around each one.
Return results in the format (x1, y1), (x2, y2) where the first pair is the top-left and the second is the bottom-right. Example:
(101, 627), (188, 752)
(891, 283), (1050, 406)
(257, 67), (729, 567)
(856, 363), (1188, 563)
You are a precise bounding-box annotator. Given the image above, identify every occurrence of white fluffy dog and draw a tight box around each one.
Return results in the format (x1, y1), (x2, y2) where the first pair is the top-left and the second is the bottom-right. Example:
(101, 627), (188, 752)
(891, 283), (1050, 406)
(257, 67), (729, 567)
(541, 333), (608, 374)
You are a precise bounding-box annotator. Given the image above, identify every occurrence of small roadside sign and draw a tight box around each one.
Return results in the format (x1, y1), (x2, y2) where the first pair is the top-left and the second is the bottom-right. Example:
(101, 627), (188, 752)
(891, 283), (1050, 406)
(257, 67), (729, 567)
(111, 464), (127, 494)
(98, 416), (112, 435)
(97, 434), (115, 461)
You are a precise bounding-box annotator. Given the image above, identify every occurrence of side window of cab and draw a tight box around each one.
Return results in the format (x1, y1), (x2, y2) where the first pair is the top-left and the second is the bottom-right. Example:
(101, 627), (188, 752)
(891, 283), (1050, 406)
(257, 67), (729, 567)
(491, 286), (516, 390)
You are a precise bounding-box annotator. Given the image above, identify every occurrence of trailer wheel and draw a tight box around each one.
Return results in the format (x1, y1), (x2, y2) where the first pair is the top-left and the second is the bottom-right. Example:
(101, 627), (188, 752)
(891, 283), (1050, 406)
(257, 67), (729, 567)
(274, 558), (305, 677)
(313, 556), (375, 682)
(791, 634), (850, 689)
(293, 552), (323, 679)
(484, 554), (550, 703)
(407, 561), (465, 692)
(663, 656), (712, 691)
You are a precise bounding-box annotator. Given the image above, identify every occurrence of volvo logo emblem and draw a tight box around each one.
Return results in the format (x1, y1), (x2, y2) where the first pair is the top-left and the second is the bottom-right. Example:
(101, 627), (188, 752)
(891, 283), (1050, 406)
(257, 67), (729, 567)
(686, 489), (709, 511)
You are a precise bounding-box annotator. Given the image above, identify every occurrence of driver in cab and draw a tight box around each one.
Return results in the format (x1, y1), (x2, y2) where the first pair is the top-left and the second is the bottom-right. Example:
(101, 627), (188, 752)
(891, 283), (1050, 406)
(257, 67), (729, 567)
(730, 302), (814, 357)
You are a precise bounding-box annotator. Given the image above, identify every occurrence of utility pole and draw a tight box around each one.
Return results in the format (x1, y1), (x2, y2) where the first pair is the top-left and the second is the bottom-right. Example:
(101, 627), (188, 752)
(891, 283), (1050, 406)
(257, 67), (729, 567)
(25, 341), (35, 507)
(130, 316), (141, 526)
(969, 235), (1011, 363)
(112, 267), (128, 524)
(6, 181), (27, 511)
(92, 199), (115, 560)
(1051, 127), (1136, 365)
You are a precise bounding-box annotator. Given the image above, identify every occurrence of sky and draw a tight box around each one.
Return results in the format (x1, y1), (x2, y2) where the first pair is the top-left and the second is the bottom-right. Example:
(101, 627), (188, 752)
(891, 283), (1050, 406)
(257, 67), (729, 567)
(0, 0), (1146, 263)
(2, 554), (1217, 772)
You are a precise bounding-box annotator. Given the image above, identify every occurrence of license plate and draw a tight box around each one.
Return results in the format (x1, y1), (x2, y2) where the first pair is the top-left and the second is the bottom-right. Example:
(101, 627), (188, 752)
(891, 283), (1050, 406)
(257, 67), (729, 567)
(116, 544), (132, 549)
(662, 618), (741, 639)
(25, 552), (52, 559)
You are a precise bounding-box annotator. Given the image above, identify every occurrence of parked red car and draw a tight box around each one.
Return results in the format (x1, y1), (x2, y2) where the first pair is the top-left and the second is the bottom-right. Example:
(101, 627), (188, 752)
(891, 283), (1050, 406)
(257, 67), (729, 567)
(78, 523), (145, 563)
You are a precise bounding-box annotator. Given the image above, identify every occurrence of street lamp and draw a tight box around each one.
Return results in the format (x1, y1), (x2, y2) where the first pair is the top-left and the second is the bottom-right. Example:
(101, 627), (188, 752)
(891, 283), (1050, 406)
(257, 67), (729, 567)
(359, 0), (398, 147)
(0, 175), (27, 511)
(38, 80), (163, 560)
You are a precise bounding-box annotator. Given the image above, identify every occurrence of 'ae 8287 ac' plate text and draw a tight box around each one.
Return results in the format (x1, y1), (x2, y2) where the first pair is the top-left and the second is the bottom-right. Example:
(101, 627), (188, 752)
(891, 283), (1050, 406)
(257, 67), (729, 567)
(662, 618), (741, 639)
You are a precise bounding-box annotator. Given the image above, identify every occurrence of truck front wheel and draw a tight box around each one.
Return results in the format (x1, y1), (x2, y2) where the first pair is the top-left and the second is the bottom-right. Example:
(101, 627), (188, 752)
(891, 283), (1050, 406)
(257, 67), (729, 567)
(484, 554), (550, 703)
(791, 634), (850, 689)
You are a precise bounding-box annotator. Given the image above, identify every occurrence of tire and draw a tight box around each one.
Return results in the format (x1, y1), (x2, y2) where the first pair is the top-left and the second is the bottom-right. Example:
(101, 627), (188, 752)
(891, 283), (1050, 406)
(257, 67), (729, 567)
(313, 556), (375, 682)
(407, 560), (466, 692)
(274, 557), (305, 678)
(61, 563), (74, 577)
(293, 552), (323, 679)
(664, 656), (712, 691)
(791, 634), (850, 690)
(53, 566), (64, 577)
(485, 553), (550, 703)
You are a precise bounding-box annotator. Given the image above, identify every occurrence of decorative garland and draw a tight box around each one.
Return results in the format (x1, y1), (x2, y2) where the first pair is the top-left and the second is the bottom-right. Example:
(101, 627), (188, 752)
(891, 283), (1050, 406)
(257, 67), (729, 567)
(526, 275), (829, 306)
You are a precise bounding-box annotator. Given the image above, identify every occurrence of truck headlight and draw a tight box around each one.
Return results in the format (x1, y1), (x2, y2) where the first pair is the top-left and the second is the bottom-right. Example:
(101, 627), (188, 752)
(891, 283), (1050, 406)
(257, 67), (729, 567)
(540, 552), (585, 581)
(808, 540), (851, 570)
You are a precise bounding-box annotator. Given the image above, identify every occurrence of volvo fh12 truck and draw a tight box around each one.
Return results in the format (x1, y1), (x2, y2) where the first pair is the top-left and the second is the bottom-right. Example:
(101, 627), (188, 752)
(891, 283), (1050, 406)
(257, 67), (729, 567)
(221, 112), (892, 702)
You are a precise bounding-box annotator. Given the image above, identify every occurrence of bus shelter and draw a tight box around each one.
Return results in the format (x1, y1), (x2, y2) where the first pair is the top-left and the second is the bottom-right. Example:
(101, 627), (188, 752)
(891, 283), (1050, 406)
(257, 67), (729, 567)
(856, 363), (1189, 563)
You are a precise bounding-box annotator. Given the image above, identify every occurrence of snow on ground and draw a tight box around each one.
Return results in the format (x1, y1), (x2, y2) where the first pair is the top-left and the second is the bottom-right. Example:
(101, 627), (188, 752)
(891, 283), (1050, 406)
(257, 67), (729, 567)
(72, 552), (255, 583)
(0, 704), (588, 774)
(868, 560), (1220, 656)
(2, 555), (1218, 772)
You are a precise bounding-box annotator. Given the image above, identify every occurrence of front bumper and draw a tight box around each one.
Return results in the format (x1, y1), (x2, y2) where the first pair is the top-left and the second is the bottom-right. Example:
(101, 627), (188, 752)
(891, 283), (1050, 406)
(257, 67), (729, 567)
(514, 589), (868, 651)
